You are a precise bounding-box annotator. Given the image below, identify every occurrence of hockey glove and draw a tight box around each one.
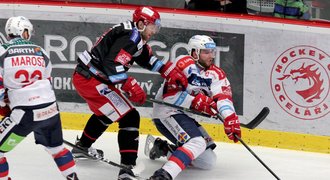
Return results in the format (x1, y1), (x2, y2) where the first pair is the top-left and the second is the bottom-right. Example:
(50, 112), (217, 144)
(0, 105), (10, 118)
(190, 93), (217, 116)
(224, 113), (241, 143)
(160, 61), (188, 91)
(121, 77), (146, 105)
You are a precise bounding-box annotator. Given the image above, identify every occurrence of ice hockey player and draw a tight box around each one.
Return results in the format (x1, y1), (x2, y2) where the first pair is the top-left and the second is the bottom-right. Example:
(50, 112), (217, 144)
(0, 16), (78, 180)
(71, 6), (188, 180)
(147, 35), (242, 180)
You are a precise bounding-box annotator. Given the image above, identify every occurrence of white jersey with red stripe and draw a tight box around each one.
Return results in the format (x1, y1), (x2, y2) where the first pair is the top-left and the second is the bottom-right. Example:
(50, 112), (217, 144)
(153, 55), (235, 119)
(0, 38), (56, 109)
(204, 63), (236, 119)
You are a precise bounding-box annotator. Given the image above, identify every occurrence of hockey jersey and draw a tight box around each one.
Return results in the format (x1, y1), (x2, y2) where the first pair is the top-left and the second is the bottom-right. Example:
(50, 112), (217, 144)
(0, 38), (56, 109)
(153, 55), (235, 119)
(77, 20), (164, 84)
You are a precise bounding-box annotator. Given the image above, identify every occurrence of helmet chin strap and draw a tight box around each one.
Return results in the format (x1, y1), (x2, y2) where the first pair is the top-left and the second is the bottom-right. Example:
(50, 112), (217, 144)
(134, 22), (147, 43)
(196, 60), (207, 70)
(192, 49), (207, 69)
(139, 25), (146, 32)
(134, 22), (146, 32)
(21, 31), (31, 40)
(191, 49), (200, 61)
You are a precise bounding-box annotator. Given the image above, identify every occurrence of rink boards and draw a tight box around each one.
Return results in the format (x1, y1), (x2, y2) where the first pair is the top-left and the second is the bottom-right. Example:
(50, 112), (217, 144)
(59, 112), (330, 154)
(0, 1), (329, 153)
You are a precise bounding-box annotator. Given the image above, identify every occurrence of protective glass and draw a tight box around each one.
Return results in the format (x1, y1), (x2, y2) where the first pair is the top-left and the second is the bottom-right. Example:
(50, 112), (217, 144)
(200, 49), (216, 58)
(146, 19), (161, 34)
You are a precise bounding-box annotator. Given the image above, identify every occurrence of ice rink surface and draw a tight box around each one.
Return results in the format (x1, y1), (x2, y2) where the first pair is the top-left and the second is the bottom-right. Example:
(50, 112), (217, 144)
(4, 130), (330, 180)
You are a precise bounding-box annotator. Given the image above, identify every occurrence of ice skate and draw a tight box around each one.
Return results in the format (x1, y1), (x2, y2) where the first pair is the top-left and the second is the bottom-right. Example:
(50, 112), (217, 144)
(149, 168), (172, 180)
(71, 136), (104, 159)
(118, 164), (137, 180)
(66, 172), (79, 180)
(145, 135), (176, 160)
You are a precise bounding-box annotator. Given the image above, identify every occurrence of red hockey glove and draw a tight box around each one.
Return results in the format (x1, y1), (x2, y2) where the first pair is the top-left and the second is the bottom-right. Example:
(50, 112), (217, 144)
(0, 105), (11, 117)
(190, 93), (217, 116)
(224, 113), (241, 143)
(160, 61), (188, 91)
(121, 77), (146, 105)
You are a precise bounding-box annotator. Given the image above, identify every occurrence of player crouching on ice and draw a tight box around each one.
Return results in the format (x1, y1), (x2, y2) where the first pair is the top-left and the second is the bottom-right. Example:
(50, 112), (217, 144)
(0, 16), (79, 179)
(147, 35), (242, 180)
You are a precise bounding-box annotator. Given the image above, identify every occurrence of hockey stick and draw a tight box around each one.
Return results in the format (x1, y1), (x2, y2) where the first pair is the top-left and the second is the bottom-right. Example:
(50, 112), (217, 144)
(147, 98), (269, 130)
(213, 113), (281, 180)
(148, 99), (279, 179)
(63, 140), (147, 180)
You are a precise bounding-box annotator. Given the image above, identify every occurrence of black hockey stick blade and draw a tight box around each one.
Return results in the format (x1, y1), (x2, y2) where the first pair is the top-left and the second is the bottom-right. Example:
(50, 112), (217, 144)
(240, 107), (270, 129)
(63, 140), (98, 159)
(63, 140), (147, 180)
(63, 140), (128, 169)
(148, 98), (269, 130)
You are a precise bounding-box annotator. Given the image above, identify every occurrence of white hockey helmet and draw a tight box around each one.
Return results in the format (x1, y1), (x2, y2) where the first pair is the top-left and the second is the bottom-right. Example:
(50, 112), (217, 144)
(188, 35), (216, 60)
(5, 16), (34, 40)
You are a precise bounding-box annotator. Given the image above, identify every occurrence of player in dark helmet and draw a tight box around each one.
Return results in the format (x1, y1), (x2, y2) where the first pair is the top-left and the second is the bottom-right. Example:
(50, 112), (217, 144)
(71, 6), (188, 180)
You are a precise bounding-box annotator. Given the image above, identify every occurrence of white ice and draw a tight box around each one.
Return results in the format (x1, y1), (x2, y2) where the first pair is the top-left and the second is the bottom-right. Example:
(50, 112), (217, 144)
(5, 130), (330, 180)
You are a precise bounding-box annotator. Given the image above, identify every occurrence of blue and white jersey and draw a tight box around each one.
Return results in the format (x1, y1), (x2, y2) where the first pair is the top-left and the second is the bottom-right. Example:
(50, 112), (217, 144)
(153, 55), (211, 119)
(153, 55), (235, 120)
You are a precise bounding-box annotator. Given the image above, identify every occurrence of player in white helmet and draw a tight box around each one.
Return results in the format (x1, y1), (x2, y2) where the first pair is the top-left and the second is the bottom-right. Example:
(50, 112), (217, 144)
(148, 35), (241, 180)
(0, 16), (79, 180)
(5, 16), (34, 40)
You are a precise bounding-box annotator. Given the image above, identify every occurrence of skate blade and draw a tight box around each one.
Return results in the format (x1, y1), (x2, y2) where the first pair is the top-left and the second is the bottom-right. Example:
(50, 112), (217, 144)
(73, 153), (99, 161)
(144, 134), (156, 158)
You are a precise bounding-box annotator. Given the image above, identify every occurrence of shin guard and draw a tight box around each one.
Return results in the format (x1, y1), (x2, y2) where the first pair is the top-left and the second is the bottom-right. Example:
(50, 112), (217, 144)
(118, 109), (140, 166)
(0, 157), (9, 180)
(80, 114), (112, 147)
(47, 146), (76, 177)
(163, 136), (206, 179)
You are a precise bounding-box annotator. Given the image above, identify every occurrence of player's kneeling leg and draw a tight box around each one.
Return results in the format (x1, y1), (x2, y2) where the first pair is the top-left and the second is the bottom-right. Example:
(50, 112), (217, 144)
(161, 136), (207, 179)
(191, 148), (217, 170)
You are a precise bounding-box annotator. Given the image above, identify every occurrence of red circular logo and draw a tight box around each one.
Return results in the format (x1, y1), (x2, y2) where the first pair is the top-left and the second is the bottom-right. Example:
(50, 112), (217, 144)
(270, 46), (330, 120)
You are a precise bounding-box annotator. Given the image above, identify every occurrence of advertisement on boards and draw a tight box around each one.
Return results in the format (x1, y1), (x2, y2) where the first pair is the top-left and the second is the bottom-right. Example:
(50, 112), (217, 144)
(0, 3), (330, 136)
(0, 19), (245, 115)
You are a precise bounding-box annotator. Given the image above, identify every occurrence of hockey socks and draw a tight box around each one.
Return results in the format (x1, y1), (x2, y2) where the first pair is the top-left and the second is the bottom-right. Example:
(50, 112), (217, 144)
(47, 146), (77, 178)
(80, 114), (112, 147)
(118, 129), (139, 165)
(0, 157), (9, 180)
(118, 109), (140, 166)
(163, 137), (206, 179)
(53, 148), (76, 177)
